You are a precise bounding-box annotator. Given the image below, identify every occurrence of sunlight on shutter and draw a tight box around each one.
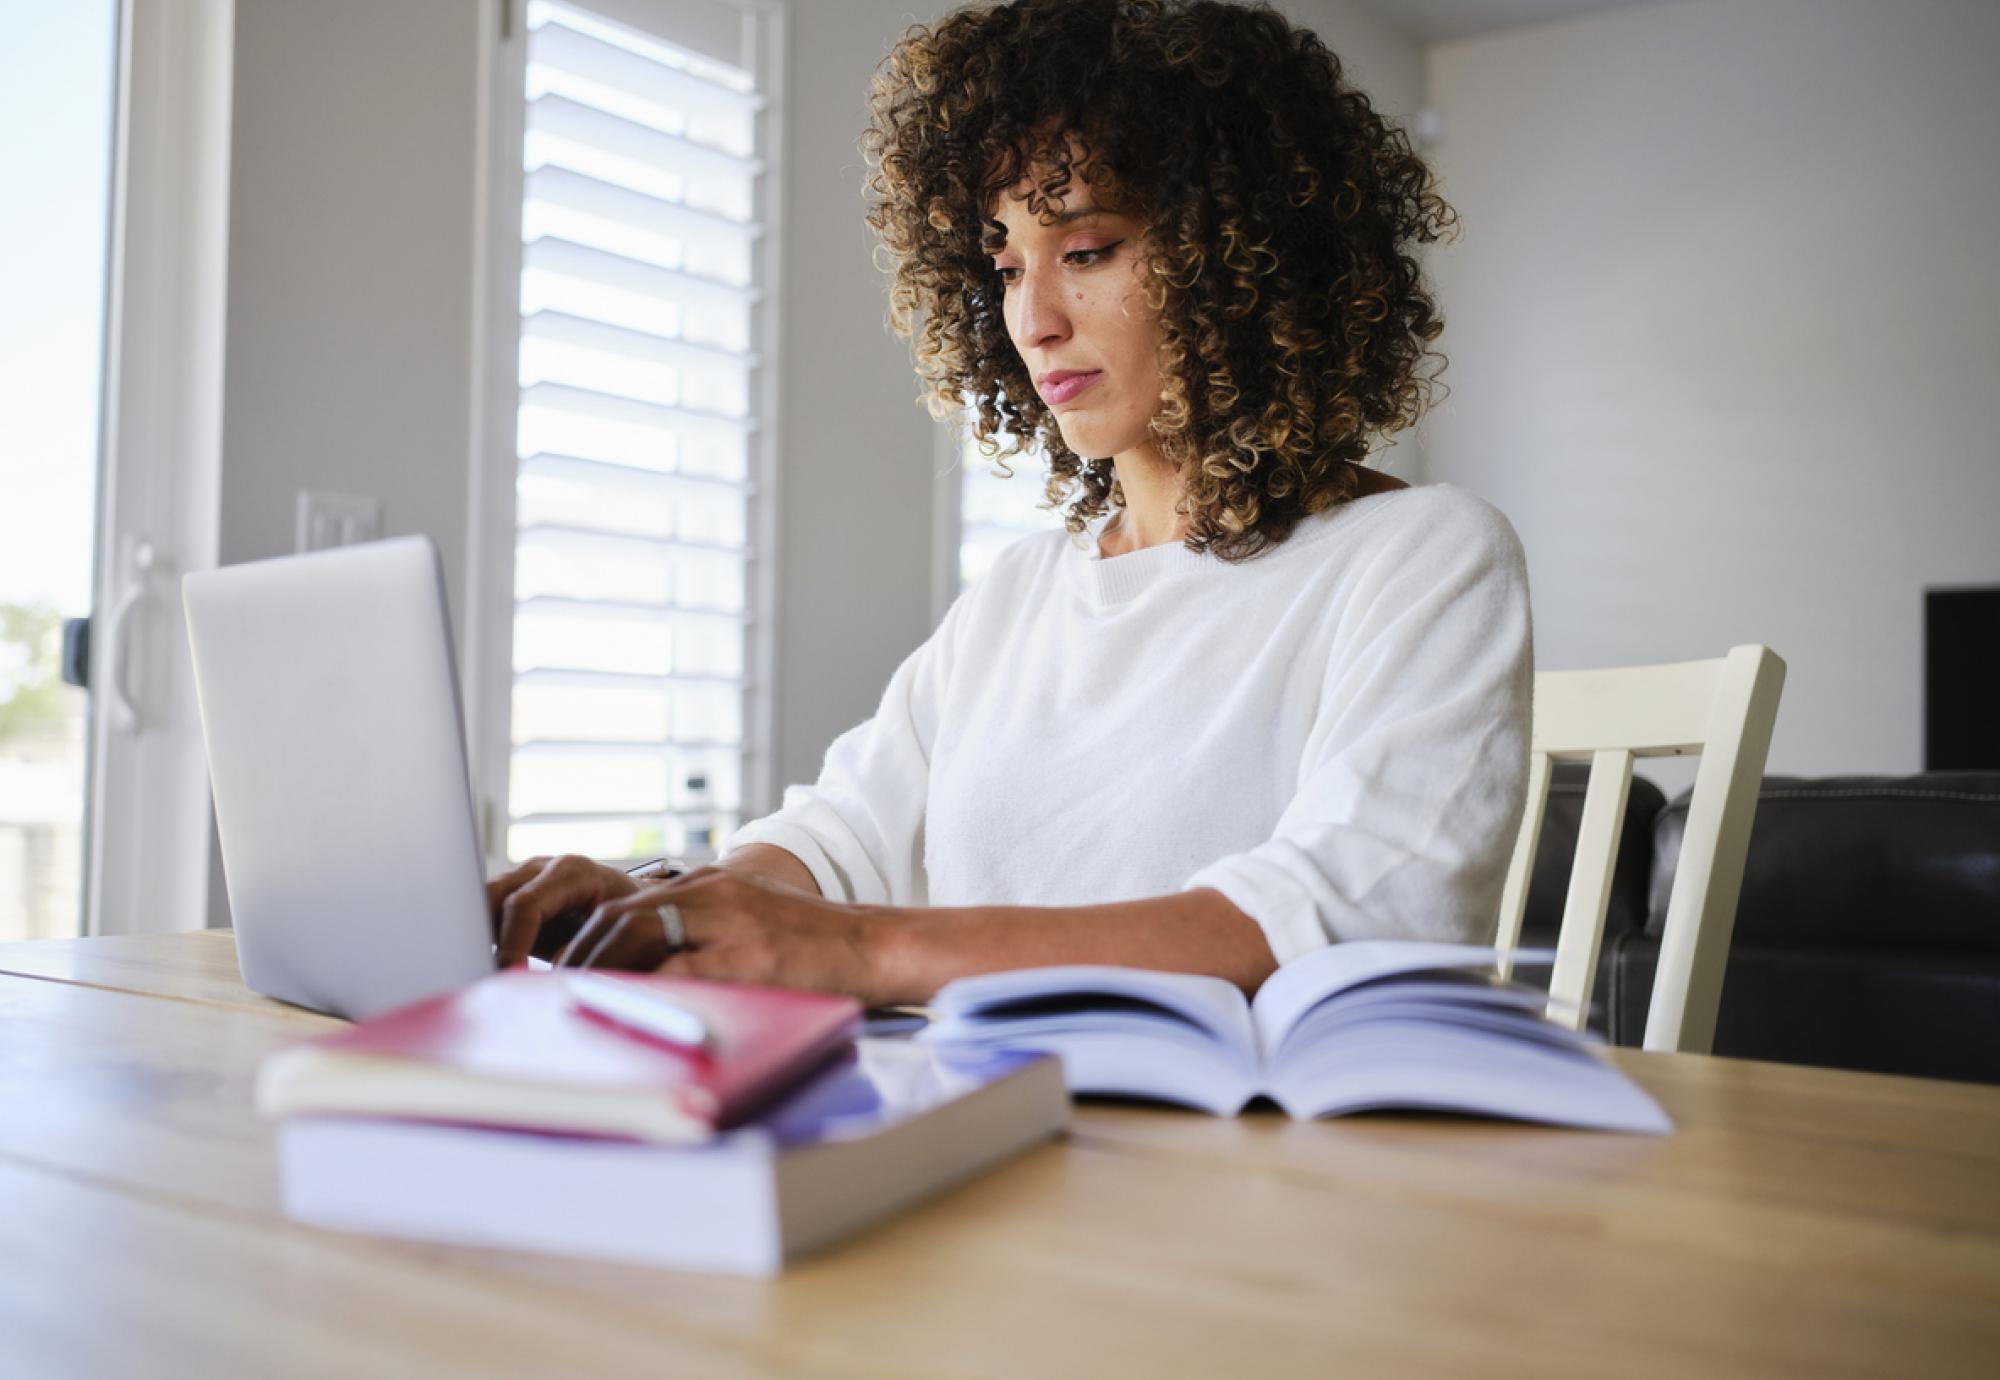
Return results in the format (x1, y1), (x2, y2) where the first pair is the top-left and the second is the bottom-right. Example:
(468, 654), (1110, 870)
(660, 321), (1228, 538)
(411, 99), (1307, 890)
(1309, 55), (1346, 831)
(506, 0), (767, 864)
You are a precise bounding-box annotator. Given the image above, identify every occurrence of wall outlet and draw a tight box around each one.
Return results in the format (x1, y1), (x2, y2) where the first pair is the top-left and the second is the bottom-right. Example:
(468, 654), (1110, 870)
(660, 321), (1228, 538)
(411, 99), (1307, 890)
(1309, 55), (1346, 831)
(296, 490), (384, 552)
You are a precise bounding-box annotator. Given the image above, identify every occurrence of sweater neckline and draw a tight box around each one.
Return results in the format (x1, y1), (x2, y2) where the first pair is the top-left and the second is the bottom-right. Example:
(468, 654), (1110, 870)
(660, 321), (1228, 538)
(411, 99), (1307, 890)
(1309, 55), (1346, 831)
(1077, 520), (1212, 605)
(1067, 487), (1415, 608)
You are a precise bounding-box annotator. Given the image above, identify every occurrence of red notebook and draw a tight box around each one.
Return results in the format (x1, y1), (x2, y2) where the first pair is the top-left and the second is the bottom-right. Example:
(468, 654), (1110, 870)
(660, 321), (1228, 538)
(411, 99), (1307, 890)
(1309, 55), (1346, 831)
(256, 971), (861, 1144)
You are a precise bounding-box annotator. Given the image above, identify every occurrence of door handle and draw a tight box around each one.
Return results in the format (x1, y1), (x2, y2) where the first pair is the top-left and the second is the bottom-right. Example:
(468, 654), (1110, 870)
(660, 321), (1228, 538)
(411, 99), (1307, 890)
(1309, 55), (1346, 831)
(62, 617), (91, 689)
(104, 536), (158, 735)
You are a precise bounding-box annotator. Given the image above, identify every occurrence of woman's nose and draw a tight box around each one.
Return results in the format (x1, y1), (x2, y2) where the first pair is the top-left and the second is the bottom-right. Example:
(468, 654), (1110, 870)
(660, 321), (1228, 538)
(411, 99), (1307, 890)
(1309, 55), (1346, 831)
(1009, 269), (1070, 349)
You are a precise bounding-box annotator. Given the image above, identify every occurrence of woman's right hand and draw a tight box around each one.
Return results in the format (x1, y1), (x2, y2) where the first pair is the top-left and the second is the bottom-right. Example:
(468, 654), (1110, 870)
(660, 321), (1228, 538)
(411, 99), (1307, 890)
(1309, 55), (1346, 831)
(487, 854), (643, 967)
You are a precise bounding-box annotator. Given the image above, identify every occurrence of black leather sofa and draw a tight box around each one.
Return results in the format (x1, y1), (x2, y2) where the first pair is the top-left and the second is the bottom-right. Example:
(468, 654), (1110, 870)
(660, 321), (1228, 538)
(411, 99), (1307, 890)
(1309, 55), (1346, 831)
(1520, 767), (2000, 1085)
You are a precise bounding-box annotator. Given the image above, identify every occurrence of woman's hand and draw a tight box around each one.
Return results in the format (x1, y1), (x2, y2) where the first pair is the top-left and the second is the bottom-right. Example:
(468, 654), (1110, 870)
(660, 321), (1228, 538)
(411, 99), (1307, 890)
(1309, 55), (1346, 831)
(550, 867), (892, 1005)
(488, 854), (644, 967)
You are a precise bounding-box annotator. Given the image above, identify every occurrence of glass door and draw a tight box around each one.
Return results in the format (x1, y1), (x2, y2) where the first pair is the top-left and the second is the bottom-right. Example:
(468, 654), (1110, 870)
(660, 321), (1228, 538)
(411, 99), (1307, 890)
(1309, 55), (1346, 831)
(0, 1), (120, 942)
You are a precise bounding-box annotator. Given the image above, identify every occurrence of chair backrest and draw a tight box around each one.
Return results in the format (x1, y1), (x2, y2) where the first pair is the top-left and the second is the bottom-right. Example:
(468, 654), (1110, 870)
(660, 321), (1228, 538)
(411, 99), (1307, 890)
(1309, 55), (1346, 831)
(1494, 644), (1787, 1055)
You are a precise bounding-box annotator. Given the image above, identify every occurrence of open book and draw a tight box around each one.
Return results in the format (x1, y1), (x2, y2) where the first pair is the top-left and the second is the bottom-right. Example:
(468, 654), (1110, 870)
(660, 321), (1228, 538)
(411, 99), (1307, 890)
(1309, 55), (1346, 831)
(923, 941), (1671, 1133)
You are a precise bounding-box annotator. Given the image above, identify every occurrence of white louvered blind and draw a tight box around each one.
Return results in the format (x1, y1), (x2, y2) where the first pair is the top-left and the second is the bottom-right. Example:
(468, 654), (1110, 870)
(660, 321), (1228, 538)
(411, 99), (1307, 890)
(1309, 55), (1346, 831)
(506, 0), (767, 866)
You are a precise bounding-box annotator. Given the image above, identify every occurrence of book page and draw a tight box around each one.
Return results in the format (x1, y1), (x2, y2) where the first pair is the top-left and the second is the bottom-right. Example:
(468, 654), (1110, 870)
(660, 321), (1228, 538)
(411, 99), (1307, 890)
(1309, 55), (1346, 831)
(930, 964), (1256, 1055)
(924, 965), (1260, 1111)
(1270, 980), (1553, 1065)
(1266, 1021), (1671, 1134)
(1249, 941), (1513, 1055)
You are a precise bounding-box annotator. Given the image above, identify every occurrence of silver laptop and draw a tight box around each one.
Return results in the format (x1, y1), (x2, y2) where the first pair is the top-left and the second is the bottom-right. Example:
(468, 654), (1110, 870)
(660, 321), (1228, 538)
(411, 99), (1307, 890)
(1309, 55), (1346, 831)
(183, 535), (498, 1020)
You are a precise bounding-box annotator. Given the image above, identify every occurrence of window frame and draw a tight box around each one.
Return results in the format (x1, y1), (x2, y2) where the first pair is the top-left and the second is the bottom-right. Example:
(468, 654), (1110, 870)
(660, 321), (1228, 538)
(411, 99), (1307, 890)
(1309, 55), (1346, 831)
(85, 0), (230, 936)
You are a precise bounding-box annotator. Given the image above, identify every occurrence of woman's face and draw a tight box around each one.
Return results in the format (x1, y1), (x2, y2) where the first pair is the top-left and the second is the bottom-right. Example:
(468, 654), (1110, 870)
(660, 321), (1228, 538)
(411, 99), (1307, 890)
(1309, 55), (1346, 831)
(985, 172), (1164, 463)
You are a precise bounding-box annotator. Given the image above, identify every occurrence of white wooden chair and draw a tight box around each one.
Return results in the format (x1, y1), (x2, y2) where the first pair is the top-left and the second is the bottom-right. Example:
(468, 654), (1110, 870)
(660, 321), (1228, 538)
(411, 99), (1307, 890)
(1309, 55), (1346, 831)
(1494, 644), (1787, 1055)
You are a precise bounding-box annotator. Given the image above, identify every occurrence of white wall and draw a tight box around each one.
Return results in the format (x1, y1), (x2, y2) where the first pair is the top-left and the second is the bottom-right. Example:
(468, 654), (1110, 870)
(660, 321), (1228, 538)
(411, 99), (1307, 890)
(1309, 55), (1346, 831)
(1420, 0), (2000, 783)
(1299, 0), (1427, 119)
(767, 0), (945, 790)
(1297, 0), (1430, 482)
(221, 0), (485, 637)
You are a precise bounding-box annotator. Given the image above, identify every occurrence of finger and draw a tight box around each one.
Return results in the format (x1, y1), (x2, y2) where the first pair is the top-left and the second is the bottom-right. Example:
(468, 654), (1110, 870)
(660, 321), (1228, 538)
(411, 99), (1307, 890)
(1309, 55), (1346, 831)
(556, 910), (632, 970)
(610, 884), (708, 962)
(578, 913), (643, 971)
(555, 903), (675, 971)
(548, 907), (598, 969)
(588, 910), (675, 970)
(495, 858), (562, 965)
(490, 861), (600, 960)
(485, 857), (547, 933)
(612, 879), (724, 949)
(496, 855), (603, 967)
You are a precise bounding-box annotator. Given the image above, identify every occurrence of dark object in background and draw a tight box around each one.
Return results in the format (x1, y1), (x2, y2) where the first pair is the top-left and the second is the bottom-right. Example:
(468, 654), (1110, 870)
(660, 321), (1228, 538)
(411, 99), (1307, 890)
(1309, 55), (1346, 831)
(62, 616), (90, 689)
(1927, 586), (2000, 770)
(1526, 767), (2000, 1085)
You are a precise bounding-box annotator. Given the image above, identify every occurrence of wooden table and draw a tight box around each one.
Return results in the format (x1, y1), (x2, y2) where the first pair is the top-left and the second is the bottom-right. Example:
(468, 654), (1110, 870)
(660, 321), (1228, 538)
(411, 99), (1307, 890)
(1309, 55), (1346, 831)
(2, 932), (1997, 1379)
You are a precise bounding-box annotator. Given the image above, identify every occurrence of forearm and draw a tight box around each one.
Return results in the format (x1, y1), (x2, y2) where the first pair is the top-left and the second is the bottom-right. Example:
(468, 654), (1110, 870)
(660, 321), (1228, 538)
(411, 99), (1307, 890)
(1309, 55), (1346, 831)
(715, 842), (822, 897)
(867, 888), (1280, 1006)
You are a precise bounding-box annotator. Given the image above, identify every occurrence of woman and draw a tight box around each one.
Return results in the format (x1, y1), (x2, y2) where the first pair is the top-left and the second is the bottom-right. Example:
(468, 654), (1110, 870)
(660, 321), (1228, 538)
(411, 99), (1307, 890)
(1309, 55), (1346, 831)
(490, 0), (1531, 1004)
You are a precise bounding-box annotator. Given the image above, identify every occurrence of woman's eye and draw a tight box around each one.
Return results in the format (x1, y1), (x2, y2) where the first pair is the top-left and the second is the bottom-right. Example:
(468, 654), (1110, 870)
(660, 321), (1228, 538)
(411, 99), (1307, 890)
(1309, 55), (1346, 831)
(992, 241), (1122, 287)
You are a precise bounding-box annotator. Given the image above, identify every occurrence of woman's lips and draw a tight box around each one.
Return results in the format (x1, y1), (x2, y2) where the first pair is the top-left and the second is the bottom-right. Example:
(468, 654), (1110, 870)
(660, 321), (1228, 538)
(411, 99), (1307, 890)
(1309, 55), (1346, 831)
(1041, 371), (1103, 406)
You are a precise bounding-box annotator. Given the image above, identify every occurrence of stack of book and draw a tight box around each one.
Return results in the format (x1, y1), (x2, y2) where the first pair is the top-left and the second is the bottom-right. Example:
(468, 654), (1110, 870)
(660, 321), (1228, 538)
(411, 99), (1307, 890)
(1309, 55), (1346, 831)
(260, 943), (1668, 1276)
(257, 970), (1069, 1276)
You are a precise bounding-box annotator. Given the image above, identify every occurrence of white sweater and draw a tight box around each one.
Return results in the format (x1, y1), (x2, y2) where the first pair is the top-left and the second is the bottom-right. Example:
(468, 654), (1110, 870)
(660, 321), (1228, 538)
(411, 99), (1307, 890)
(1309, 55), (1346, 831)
(727, 482), (1533, 965)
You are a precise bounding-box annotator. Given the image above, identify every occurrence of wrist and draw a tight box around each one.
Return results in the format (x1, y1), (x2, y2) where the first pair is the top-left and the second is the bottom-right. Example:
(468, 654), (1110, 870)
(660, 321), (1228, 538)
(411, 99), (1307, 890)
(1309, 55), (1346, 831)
(715, 842), (821, 897)
(853, 904), (929, 1007)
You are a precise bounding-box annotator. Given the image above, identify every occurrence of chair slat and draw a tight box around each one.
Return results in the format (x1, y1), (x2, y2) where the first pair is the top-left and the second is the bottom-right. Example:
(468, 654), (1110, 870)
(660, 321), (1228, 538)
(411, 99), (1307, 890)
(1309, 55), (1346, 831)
(1493, 752), (1553, 980)
(1544, 748), (1633, 1030)
(1643, 645), (1787, 1053)
(1531, 657), (1719, 759)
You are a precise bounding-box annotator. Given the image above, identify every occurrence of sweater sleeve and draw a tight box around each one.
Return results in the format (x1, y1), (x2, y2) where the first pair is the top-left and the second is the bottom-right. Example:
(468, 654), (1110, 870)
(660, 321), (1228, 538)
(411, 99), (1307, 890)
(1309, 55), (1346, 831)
(1181, 493), (1534, 965)
(722, 592), (968, 907)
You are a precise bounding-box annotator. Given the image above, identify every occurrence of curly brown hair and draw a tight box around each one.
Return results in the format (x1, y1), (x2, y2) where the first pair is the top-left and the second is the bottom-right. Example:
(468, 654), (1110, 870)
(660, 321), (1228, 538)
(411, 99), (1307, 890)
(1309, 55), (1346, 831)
(862, 0), (1457, 560)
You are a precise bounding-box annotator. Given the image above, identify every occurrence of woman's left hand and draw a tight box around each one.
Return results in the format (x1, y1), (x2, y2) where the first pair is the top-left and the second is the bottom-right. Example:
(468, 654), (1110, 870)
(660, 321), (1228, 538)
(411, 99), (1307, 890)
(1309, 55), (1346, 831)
(550, 867), (892, 1005)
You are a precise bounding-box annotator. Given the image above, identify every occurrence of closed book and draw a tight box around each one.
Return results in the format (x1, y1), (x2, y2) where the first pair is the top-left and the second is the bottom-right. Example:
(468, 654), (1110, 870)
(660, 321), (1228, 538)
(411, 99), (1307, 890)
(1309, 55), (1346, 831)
(257, 970), (861, 1143)
(274, 1040), (1068, 1275)
(924, 941), (1672, 1133)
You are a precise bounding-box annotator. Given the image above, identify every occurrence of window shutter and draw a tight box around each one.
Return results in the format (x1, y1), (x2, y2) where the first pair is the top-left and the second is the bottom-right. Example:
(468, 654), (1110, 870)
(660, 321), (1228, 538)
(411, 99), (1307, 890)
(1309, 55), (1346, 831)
(506, 0), (767, 866)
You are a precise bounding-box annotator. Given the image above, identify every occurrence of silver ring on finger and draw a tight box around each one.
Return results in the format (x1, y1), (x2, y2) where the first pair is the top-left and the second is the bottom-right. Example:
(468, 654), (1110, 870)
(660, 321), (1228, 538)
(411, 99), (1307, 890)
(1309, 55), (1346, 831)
(655, 902), (687, 952)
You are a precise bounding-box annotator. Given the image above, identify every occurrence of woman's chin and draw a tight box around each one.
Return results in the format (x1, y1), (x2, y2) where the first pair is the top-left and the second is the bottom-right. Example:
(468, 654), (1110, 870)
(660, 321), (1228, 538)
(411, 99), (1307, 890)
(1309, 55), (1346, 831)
(1052, 418), (1133, 464)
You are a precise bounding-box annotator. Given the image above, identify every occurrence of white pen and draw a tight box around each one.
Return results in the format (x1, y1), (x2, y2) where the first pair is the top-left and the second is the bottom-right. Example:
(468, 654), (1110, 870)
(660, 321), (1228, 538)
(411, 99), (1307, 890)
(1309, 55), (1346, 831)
(567, 974), (713, 1052)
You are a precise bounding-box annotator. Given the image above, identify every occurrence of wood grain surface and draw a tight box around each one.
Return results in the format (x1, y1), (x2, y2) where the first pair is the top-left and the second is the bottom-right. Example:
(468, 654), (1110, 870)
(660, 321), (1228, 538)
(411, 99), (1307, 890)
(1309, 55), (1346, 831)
(2, 932), (1996, 1379)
